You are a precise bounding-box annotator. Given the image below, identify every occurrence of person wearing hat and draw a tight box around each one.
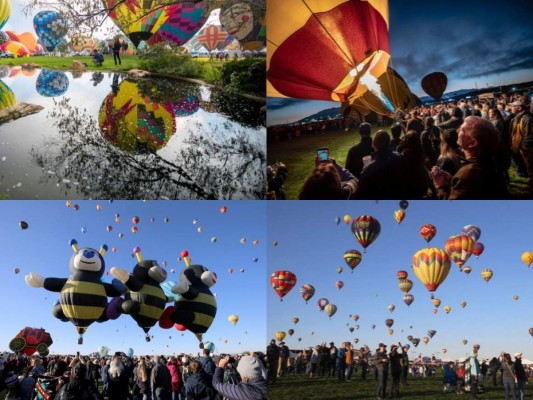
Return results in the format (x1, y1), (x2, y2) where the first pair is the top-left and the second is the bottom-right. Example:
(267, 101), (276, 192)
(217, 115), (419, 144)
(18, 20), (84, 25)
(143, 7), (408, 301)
(277, 342), (290, 378)
(514, 352), (526, 400)
(510, 99), (533, 196)
(266, 339), (279, 383)
(345, 122), (373, 178)
(399, 344), (410, 385)
(389, 344), (402, 398)
(213, 355), (266, 400)
(375, 343), (389, 400)
(328, 342), (338, 378)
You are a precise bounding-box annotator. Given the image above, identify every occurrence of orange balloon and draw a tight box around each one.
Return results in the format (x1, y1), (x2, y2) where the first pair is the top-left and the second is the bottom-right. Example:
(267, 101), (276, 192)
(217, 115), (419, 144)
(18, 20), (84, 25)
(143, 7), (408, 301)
(19, 32), (37, 53)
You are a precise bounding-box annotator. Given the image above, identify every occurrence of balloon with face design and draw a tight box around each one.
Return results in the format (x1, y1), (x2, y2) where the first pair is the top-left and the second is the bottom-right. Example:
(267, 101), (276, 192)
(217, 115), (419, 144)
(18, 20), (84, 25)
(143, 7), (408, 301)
(159, 251), (217, 345)
(110, 247), (173, 341)
(25, 239), (125, 344)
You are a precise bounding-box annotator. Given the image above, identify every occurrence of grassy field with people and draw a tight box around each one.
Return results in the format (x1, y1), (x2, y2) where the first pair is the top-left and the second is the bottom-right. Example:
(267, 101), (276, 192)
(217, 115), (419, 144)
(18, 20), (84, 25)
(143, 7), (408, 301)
(268, 371), (509, 400)
(267, 126), (529, 200)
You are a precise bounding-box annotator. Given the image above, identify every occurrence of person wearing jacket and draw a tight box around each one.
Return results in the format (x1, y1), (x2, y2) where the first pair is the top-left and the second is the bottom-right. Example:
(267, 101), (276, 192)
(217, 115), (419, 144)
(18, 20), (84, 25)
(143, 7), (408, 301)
(436, 106), (464, 131)
(514, 353), (527, 400)
(299, 158), (358, 200)
(212, 355), (266, 400)
(198, 350), (216, 378)
(501, 353), (517, 400)
(166, 357), (183, 400)
(184, 360), (216, 400)
(151, 356), (172, 400)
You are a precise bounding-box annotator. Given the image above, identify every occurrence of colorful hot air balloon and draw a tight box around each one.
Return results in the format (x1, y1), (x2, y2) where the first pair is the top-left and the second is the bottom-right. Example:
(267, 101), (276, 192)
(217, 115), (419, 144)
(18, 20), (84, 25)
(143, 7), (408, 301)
(343, 250), (362, 272)
(228, 314), (239, 326)
(336, 267), (343, 274)
(445, 234), (474, 270)
(0, 78), (15, 110)
(399, 200), (409, 210)
(472, 242), (484, 258)
(351, 216), (381, 252)
(317, 298), (329, 311)
(275, 331), (286, 342)
(299, 284), (315, 303)
(421, 72), (447, 100)
(394, 210), (405, 224)
(385, 318), (394, 328)
(397, 270), (408, 280)
(481, 269), (493, 283)
(335, 217), (341, 225)
(103, 0), (171, 47)
(0, 0), (10, 30)
(460, 301), (467, 308)
(36, 69), (69, 97)
(292, 317), (299, 324)
(0, 41), (30, 57)
(521, 251), (533, 267)
(99, 80), (176, 154)
(432, 298), (441, 308)
(335, 281), (344, 290)
(270, 270), (297, 301)
(387, 304), (395, 313)
(324, 304), (337, 318)
(463, 266), (472, 275)
(197, 24), (229, 51)
(398, 279), (413, 294)
(412, 248), (451, 292)
(419, 224), (437, 244)
(444, 305), (451, 314)
(219, 0), (265, 50)
(8, 327), (53, 357)
(343, 215), (351, 224)
(403, 294), (414, 307)
(33, 11), (69, 52)
(462, 225), (481, 242)
(157, 1), (207, 46)
(427, 330), (436, 338)
(353, 314), (359, 321)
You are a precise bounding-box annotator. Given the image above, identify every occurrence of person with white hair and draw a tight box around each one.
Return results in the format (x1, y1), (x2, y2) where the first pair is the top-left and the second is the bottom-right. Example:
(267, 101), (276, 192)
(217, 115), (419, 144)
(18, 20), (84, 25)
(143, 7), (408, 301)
(107, 354), (129, 400)
(212, 355), (266, 400)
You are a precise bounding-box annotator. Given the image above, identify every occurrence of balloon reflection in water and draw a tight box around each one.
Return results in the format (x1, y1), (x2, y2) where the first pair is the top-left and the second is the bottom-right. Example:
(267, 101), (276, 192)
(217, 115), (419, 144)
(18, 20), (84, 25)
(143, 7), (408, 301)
(36, 69), (69, 97)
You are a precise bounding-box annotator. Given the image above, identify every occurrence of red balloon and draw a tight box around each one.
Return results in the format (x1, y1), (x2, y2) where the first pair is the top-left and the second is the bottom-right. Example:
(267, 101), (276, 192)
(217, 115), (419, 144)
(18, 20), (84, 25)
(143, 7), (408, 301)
(175, 324), (186, 331)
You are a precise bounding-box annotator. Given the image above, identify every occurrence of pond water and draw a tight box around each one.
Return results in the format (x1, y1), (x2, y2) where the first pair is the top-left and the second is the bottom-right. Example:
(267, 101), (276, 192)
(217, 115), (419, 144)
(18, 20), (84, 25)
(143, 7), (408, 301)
(0, 66), (266, 199)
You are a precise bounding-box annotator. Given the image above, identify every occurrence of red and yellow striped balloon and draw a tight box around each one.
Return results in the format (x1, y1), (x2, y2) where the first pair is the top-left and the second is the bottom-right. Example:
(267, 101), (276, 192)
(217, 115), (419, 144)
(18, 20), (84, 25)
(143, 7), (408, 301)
(445, 234), (474, 269)
(270, 270), (297, 301)
(412, 248), (451, 292)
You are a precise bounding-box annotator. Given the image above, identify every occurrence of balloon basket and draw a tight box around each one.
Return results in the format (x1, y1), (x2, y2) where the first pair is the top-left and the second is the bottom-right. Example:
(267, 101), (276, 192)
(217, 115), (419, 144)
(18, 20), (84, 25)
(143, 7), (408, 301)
(78, 336), (83, 345)
(145, 334), (151, 342)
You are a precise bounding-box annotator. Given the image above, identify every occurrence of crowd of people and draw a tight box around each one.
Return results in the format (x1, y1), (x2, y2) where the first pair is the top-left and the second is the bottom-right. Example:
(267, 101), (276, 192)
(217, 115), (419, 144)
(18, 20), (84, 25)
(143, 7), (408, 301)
(0, 349), (267, 400)
(267, 90), (533, 200)
(266, 340), (532, 400)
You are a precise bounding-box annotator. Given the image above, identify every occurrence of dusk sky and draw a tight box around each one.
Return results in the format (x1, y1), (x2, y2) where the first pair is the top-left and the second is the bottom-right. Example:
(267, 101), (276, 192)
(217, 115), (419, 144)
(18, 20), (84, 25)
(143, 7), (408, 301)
(267, 0), (533, 126)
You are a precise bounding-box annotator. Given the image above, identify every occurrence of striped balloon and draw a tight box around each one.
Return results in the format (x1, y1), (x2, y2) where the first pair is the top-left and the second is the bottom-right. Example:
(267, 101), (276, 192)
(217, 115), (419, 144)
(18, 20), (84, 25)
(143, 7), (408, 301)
(0, 79), (16, 110)
(343, 250), (362, 272)
(412, 248), (451, 292)
(481, 269), (493, 283)
(419, 224), (437, 244)
(270, 270), (296, 301)
(472, 242), (484, 258)
(0, 0), (10, 30)
(351, 215), (381, 252)
(445, 234), (474, 269)
(398, 278), (413, 294)
(299, 284), (315, 303)
(317, 297), (329, 311)
(157, 1), (207, 46)
(403, 294), (414, 307)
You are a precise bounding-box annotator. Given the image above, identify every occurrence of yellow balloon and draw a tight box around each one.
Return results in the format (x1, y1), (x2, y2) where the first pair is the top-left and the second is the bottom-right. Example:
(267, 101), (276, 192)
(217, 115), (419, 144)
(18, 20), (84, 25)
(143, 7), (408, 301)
(275, 331), (286, 342)
(412, 248), (451, 293)
(394, 210), (405, 224)
(423, 337), (429, 344)
(228, 314), (239, 326)
(481, 268), (493, 283)
(444, 305), (451, 314)
(521, 251), (533, 267)
(343, 215), (351, 224)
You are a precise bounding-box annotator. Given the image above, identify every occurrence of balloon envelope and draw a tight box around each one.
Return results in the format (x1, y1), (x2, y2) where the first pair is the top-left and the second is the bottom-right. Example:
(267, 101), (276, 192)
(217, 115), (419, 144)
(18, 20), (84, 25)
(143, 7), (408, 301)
(351, 215), (381, 252)
(219, 0), (266, 50)
(270, 270), (297, 300)
(421, 72), (447, 100)
(33, 10), (69, 52)
(157, 1), (207, 46)
(36, 69), (69, 97)
(0, 0), (10, 30)
(419, 224), (437, 243)
(412, 248), (451, 292)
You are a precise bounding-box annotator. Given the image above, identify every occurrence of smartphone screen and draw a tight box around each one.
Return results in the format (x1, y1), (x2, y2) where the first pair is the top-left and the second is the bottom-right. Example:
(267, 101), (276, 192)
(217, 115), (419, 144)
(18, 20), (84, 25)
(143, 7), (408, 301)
(316, 148), (329, 162)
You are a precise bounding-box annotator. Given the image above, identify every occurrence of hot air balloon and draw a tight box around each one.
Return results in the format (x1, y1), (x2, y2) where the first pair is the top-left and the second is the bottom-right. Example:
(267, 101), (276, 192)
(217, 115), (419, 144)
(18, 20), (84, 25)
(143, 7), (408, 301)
(419, 224), (437, 244)
(13, 267), (20, 274)
(353, 315), (359, 321)
(481, 269), (493, 283)
(240, 237), (246, 244)
(513, 295), (519, 301)
(397, 270), (408, 280)
(388, 304), (395, 313)
(385, 319), (394, 328)
(211, 237), (217, 243)
(8, 327), (53, 357)
(412, 338), (420, 347)
(352, 215), (381, 252)
(197, 25), (229, 51)
(19, 221), (29, 230)
(403, 294), (414, 307)
(317, 298), (329, 311)
(335, 217), (341, 225)
(394, 210), (405, 224)
(412, 248), (451, 292)
(421, 72), (447, 101)
(227, 268), (233, 274)
(228, 314), (239, 326)
(529, 328), (533, 337)
(106, 226), (113, 232)
(0, 41), (30, 57)
(422, 337), (429, 344)
(343, 250), (362, 272)
(0, 31), (8, 45)
(0, 0), (10, 30)
(36, 69), (69, 97)
(427, 330), (436, 338)
(398, 279), (413, 294)
(299, 284), (315, 303)
(335, 281), (344, 290)
(292, 317), (299, 324)
(336, 267), (343, 274)
(275, 331), (286, 342)
(463, 266), (472, 275)
(521, 252), (533, 267)
(99, 80), (176, 154)
(462, 225), (481, 242)
(288, 329), (294, 336)
(157, 2), (207, 46)
(324, 304), (337, 318)
(343, 215), (351, 224)
(103, 0), (170, 47)
(220, 0), (265, 50)
(349, 327), (354, 333)
(462, 339), (468, 345)
(0, 79), (16, 111)
(399, 200), (409, 210)
(442, 348), (447, 354)
(445, 234), (474, 270)
(33, 11), (69, 52)
(432, 298), (441, 308)
(432, 308), (437, 314)
(253, 240), (259, 246)
(197, 227), (203, 233)
(444, 306), (451, 314)
(131, 226), (138, 234)
(472, 242), (484, 258)
(270, 270), (297, 301)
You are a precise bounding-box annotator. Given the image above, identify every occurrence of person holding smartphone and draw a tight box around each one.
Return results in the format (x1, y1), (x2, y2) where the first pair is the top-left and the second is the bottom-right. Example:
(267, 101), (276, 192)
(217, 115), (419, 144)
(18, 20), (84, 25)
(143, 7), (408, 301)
(298, 152), (358, 200)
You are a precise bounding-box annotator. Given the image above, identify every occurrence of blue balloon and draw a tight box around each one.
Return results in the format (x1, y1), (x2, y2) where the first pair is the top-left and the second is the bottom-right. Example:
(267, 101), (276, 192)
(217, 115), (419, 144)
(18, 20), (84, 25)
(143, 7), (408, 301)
(161, 280), (178, 300)
(33, 10), (69, 52)
(81, 227), (87, 234)
(127, 348), (134, 358)
(36, 69), (69, 97)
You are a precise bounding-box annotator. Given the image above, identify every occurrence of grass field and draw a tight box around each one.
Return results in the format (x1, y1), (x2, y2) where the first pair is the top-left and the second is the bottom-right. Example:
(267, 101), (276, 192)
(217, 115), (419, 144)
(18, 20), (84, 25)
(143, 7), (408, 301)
(268, 371), (512, 400)
(267, 127), (529, 200)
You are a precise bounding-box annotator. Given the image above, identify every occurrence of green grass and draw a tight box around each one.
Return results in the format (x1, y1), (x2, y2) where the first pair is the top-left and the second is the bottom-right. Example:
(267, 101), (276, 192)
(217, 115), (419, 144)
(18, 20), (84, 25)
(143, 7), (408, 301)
(269, 371), (508, 400)
(268, 127), (529, 200)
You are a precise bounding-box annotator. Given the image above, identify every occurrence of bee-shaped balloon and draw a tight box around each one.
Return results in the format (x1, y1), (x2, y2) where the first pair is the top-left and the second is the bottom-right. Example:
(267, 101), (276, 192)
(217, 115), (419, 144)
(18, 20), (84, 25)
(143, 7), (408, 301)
(159, 250), (217, 346)
(109, 247), (173, 341)
(25, 239), (125, 344)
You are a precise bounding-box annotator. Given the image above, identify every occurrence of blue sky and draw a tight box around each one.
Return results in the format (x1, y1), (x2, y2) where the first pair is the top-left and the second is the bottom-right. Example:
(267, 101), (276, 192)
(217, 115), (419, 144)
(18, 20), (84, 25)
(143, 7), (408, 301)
(267, 201), (533, 362)
(267, 0), (533, 126)
(0, 201), (266, 357)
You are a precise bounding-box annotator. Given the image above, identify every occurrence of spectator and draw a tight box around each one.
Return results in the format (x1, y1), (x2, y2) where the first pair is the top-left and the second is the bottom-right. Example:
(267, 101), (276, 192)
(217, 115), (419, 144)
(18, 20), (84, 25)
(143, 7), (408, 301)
(134, 357), (151, 400)
(266, 339), (279, 383)
(267, 162), (288, 200)
(151, 356), (172, 400)
(514, 353), (526, 400)
(184, 360), (216, 400)
(345, 122), (373, 177)
(298, 159), (358, 200)
(198, 350), (216, 378)
(113, 38), (122, 66)
(92, 49), (104, 67)
(501, 353), (517, 400)
(107, 354), (129, 400)
(375, 343), (389, 400)
(212, 355), (267, 400)
(167, 357), (183, 400)
(436, 106), (464, 131)
(435, 129), (463, 176)
(389, 122), (403, 152)
(397, 130), (430, 198)
(277, 342), (290, 378)
(510, 101), (533, 197)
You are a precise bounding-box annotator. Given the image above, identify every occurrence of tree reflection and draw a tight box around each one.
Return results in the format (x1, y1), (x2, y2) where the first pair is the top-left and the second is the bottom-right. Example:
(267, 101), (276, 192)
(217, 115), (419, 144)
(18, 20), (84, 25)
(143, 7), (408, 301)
(30, 96), (266, 199)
